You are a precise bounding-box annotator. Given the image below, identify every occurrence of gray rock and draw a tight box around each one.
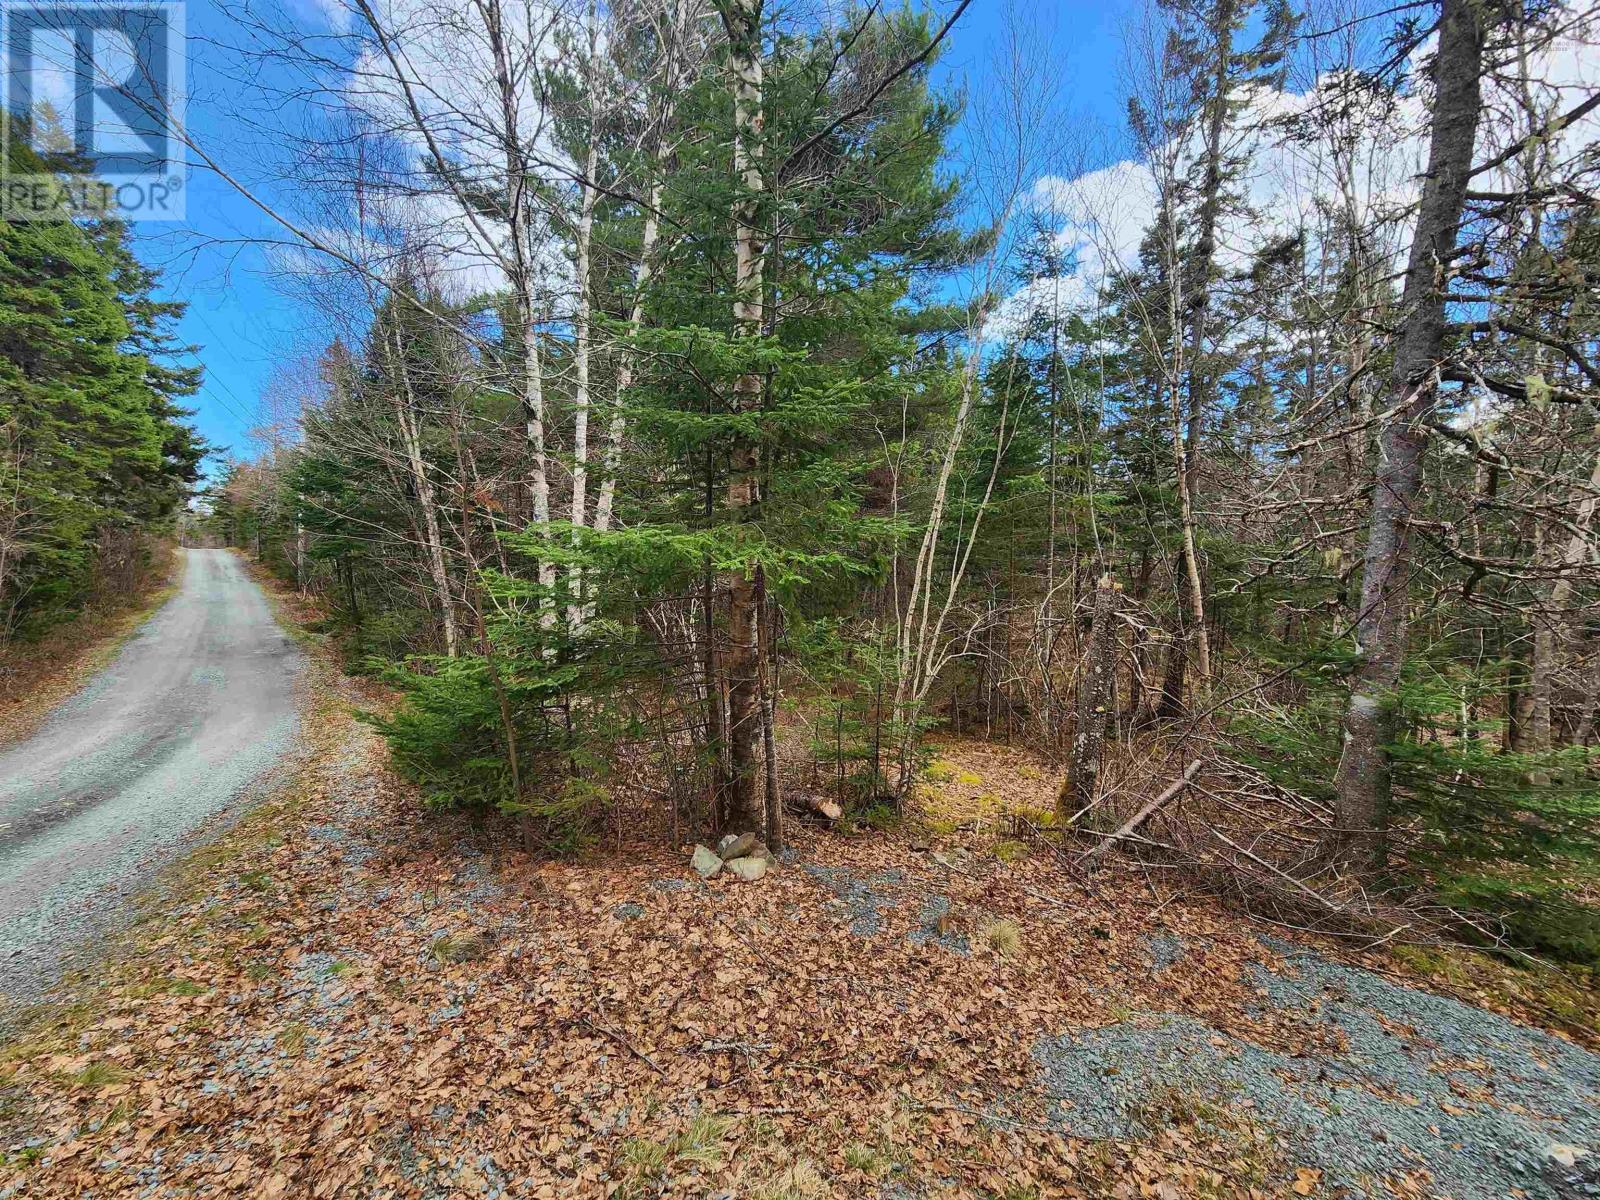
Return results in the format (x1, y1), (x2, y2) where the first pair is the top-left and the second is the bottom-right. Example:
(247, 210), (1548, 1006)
(718, 832), (757, 861)
(724, 856), (768, 882)
(802, 865), (904, 935)
(1033, 935), (1600, 1200)
(691, 845), (723, 879)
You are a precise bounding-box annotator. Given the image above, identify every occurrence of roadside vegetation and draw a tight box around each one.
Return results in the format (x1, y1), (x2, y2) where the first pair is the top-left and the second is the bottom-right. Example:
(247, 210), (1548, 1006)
(0, 114), (206, 648)
(1, 0), (1598, 1192)
(201, 0), (1600, 972)
(0, 590), (1590, 1196)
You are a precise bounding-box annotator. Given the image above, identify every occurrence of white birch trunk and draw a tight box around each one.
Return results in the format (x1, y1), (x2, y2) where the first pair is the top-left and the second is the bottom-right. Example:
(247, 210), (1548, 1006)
(388, 325), (460, 657)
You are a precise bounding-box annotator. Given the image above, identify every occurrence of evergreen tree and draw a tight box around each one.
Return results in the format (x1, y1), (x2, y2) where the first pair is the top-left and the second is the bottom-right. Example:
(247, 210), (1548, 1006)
(0, 115), (204, 638)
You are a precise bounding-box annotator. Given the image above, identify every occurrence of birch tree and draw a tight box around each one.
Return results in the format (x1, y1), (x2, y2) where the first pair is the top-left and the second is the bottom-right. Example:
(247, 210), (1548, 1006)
(1329, 0), (1490, 868)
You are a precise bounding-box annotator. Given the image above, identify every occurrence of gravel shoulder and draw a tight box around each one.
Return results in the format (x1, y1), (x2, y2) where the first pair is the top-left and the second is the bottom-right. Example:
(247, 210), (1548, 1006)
(0, 549), (303, 1014)
(1035, 933), (1600, 1200)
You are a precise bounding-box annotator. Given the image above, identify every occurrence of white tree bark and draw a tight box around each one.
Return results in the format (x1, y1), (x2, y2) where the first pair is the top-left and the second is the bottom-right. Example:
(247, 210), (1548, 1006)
(387, 323), (460, 657)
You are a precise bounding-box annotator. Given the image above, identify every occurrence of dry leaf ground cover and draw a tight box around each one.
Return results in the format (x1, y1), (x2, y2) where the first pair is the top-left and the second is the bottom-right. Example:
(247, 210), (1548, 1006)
(1, 656), (1598, 1197)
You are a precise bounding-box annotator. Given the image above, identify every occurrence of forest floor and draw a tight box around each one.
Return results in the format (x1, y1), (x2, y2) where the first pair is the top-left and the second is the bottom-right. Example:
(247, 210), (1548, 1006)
(1, 582), (1598, 1199)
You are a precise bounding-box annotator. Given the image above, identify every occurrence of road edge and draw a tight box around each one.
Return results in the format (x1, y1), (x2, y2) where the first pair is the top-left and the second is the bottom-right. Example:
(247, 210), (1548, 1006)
(0, 547), (183, 752)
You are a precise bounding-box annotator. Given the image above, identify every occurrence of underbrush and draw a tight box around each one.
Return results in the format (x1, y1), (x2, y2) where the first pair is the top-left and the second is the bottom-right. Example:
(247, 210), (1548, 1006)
(1432, 866), (1600, 967)
(1236, 679), (1600, 969)
(1389, 943), (1600, 1039)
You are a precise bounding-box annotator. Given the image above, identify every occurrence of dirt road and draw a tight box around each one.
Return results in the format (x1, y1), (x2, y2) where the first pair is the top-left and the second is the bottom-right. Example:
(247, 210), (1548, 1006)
(0, 549), (301, 1010)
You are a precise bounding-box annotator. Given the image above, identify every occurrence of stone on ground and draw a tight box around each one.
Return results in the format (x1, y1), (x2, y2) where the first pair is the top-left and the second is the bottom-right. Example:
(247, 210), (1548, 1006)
(725, 856), (769, 882)
(691, 845), (723, 879)
(718, 832), (757, 861)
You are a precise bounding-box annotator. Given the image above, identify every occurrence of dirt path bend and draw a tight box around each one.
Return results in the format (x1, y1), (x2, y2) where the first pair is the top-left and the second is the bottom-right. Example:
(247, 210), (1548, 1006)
(0, 549), (302, 1011)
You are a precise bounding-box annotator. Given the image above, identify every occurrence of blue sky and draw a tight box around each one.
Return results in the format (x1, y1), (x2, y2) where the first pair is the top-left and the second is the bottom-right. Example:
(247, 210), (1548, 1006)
(150, 0), (1132, 476)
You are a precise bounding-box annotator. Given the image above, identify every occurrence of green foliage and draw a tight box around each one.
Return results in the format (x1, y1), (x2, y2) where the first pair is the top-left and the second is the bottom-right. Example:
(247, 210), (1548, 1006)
(1433, 870), (1600, 966)
(791, 618), (899, 805)
(1236, 658), (1600, 963)
(0, 114), (204, 638)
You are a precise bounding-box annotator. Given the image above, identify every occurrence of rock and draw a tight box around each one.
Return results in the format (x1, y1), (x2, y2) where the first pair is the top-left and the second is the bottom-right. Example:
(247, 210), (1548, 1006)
(750, 840), (776, 865)
(725, 856), (768, 882)
(1547, 1145), (1588, 1169)
(691, 845), (723, 879)
(718, 832), (757, 861)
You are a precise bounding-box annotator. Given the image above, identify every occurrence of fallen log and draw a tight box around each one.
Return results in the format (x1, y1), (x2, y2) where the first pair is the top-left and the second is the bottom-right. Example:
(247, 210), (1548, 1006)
(792, 792), (843, 822)
(1077, 759), (1202, 872)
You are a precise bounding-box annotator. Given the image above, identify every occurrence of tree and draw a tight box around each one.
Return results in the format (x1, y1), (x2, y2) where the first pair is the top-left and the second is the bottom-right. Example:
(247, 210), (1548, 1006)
(0, 115), (204, 638)
(1329, 0), (1490, 870)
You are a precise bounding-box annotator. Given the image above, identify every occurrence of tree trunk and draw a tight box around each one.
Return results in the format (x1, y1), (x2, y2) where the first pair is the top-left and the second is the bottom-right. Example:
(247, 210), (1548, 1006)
(1063, 575), (1119, 819)
(387, 323), (459, 658)
(1572, 632), (1600, 748)
(1330, 0), (1488, 870)
(718, 0), (766, 832)
(593, 177), (662, 539)
(1505, 634), (1530, 752)
(756, 563), (783, 853)
(1173, 0), (1236, 696)
(566, 128), (600, 625)
(1156, 623), (1187, 721)
(592, 0), (691, 545)
(482, 0), (554, 620)
(1531, 448), (1600, 756)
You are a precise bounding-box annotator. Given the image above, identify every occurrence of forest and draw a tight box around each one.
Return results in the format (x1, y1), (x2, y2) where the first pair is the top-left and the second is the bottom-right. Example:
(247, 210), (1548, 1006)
(0, 119), (206, 642)
(170, 0), (1599, 970)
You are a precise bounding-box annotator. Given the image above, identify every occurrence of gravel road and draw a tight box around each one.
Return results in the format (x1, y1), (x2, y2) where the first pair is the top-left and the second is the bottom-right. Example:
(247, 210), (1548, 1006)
(0, 549), (301, 1011)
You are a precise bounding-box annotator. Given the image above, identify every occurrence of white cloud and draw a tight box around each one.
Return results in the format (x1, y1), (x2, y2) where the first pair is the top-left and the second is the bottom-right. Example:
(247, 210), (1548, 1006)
(998, 24), (1600, 337)
(281, 0), (584, 309)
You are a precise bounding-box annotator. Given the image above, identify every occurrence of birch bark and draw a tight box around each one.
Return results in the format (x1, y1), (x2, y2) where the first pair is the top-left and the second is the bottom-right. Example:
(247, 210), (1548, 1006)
(1330, 0), (1488, 868)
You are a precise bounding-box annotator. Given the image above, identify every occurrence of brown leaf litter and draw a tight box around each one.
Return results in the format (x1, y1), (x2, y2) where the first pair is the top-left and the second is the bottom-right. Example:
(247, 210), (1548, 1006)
(0, 668), (1591, 1198)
